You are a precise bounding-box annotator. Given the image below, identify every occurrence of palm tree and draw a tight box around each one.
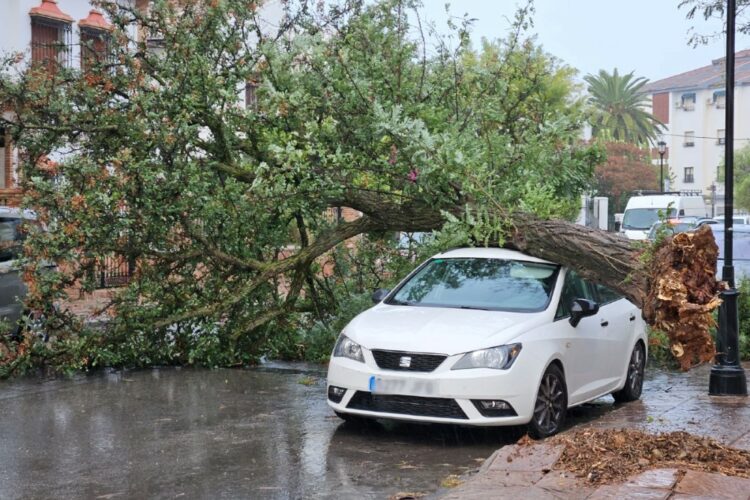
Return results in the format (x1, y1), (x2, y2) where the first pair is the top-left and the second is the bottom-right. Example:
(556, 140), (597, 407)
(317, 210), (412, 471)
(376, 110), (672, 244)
(585, 69), (664, 145)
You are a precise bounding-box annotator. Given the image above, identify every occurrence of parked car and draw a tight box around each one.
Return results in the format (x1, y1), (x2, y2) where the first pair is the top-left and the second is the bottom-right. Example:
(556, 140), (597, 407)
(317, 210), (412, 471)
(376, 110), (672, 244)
(708, 224), (750, 281)
(647, 220), (698, 241)
(621, 193), (708, 240)
(696, 218), (719, 226)
(0, 207), (39, 338)
(326, 247), (648, 438)
(713, 215), (750, 226)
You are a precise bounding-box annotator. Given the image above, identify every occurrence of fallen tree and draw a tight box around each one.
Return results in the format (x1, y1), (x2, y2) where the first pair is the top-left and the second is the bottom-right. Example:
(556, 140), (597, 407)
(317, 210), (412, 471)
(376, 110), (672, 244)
(0, 0), (724, 371)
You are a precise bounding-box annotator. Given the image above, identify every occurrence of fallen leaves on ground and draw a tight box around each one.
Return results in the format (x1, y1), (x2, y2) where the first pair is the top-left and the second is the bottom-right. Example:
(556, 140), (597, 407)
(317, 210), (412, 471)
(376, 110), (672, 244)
(547, 428), (750, 485)
(439, 474), (463, 488)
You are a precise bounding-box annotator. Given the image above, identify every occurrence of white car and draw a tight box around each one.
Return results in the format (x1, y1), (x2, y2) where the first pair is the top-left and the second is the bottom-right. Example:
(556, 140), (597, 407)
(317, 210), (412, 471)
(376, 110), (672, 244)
(326, 248), (647, 438)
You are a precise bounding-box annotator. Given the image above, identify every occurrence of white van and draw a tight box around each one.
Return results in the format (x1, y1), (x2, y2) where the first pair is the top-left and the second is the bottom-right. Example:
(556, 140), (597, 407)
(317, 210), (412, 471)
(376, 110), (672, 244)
(621, 193), (708, 240)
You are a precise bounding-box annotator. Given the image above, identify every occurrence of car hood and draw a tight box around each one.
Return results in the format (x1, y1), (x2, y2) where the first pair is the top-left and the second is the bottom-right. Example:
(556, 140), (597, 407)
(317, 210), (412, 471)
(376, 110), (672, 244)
(344, 304), (550, 356)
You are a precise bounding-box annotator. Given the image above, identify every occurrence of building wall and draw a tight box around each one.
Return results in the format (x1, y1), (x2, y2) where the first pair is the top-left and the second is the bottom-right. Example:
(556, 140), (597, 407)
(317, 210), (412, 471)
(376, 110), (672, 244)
(654, 85), (750, 215)
(0, 1), (140, 66)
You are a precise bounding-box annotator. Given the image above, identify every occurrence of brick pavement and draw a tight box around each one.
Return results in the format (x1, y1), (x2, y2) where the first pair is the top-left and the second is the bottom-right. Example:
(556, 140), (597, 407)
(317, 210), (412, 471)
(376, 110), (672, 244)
(437, 364), (750, 499)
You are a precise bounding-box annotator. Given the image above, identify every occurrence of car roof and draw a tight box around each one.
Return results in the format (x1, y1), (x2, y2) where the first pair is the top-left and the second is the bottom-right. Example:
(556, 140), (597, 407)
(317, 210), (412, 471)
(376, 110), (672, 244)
(434, 247), (556, 265)
(0, 206), (36, 219)
(709, 224), (750, 233)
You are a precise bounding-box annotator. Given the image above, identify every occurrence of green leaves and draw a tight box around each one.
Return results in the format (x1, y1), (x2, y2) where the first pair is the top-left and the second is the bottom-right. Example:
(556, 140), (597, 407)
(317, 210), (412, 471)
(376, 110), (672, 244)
(585, 68), (664, 146)
(0, 0), (604, 373)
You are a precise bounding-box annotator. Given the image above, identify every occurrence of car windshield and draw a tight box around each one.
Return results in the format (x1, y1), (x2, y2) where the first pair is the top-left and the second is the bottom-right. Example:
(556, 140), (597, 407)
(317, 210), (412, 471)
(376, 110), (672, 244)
(623, 208), (677, 230)
(388, 258), (559, 312)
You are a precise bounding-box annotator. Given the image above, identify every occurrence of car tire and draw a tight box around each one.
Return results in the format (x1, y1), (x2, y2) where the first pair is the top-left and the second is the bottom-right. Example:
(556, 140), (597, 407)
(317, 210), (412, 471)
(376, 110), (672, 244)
(613, 342), (645, 403)
(528, 364), (568, 439)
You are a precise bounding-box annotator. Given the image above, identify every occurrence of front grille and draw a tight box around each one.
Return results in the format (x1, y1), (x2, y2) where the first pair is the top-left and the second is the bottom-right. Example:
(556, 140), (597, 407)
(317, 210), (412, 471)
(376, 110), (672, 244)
(371, 350), (447, 372)
(347, 391), (468, 419)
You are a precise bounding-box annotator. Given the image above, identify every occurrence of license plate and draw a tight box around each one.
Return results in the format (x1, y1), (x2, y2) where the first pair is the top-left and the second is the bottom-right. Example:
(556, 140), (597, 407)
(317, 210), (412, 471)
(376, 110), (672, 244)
(369, 375), (438, 396)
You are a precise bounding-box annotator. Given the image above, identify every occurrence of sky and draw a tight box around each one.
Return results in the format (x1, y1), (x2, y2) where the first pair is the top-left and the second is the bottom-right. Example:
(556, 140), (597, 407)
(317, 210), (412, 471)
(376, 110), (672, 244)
(419, 0), (750, 83)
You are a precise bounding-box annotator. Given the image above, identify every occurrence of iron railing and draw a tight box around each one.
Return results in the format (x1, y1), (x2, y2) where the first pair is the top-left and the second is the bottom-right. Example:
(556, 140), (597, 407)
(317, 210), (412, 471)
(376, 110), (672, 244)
(96, 254), (135, 288)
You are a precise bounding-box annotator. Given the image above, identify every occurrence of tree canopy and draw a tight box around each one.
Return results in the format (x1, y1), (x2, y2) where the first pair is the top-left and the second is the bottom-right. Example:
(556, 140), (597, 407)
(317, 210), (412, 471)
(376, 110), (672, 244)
(584, 69), (663, 146)
(0, 0), (607, 368)
(594, 142), (659, 213)
(680, 0), (750, 45)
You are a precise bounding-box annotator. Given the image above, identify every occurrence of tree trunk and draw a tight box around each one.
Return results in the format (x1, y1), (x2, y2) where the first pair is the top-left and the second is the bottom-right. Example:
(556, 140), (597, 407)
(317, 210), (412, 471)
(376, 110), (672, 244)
(504, 217), (721, 370)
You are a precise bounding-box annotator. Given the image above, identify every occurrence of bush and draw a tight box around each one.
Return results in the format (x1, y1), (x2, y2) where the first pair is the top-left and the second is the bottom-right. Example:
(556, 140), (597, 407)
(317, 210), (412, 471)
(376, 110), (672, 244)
(738, 278), (750, 361)
(646, 328), (680, 369)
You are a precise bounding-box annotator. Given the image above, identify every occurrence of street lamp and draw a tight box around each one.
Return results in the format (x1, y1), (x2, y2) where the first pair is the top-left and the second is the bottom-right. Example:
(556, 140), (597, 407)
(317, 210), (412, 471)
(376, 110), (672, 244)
(709, 0), (747, 396)
(657, 140), (667, 193)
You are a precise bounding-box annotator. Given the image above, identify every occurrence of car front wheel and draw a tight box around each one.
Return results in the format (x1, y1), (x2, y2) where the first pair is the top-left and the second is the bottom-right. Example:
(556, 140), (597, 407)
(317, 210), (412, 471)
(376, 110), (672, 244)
(528, 364), (567, 439)
(613, 342), (645, 403)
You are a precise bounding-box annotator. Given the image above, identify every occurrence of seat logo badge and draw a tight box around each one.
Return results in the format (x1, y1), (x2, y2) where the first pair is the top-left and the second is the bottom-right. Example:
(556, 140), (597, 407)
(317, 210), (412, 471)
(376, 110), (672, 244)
(399, 356), (412, 368)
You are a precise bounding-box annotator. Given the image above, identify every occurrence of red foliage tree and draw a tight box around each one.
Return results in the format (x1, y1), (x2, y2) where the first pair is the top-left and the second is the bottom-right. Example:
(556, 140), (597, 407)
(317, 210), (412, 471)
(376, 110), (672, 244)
(595, 142), (659, 213)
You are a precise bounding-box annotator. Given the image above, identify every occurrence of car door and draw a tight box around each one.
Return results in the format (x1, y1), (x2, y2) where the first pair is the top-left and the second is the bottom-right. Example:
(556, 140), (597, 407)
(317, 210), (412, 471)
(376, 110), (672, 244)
(593, 284), (636, 390)
(0, 217), (26, 331)
(554, 270), (608, 405)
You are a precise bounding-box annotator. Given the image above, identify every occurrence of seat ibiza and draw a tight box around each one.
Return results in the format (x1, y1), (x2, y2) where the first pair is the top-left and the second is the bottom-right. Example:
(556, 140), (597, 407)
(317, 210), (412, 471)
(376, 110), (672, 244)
(326, 247), (647, 438)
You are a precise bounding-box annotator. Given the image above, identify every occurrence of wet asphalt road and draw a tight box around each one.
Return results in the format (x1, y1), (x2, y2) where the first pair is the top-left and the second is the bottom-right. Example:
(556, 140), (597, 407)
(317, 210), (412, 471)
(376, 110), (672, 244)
(0, 363), (616, 499)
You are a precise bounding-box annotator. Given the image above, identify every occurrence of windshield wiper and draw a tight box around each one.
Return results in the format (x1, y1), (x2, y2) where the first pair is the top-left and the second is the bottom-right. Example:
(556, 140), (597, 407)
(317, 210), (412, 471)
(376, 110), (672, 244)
(389, 299), (412, 306)
(459, 305), (491, 311)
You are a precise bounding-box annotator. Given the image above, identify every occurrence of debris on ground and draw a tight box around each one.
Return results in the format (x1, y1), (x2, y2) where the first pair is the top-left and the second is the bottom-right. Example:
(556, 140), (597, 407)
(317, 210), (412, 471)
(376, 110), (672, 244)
(547, 428), (750, 485)
(439, 474), (463, 488)
(642, 225), (725, 370)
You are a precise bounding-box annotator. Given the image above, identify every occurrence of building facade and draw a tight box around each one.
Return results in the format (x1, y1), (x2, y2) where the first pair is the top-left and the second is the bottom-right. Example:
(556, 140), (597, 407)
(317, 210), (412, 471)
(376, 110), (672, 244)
(0, 0), (283, 207)
(0, 0), (147, 206)
(644, 50), (750, 217)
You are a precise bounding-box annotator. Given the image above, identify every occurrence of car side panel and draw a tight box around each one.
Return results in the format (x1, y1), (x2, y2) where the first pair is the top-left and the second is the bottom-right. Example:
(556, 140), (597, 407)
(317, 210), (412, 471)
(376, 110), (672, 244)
(596, 299), (638, 391)
(0, 261), (25, 330)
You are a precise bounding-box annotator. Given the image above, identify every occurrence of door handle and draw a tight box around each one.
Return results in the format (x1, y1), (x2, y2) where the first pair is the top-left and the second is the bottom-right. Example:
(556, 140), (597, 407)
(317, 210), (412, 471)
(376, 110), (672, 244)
(629, 314), (636, 322)
(600, 320), (609, 327)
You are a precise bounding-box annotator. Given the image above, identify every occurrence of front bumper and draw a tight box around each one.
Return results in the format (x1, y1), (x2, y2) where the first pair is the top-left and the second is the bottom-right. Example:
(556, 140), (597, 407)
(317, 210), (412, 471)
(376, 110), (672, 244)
(327, 354), (537, 426)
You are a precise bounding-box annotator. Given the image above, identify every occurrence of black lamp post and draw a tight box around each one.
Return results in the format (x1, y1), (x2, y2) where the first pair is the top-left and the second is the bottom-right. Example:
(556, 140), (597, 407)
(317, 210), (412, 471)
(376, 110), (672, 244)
(657, 140), (667, 192)
(709, 0), (747, 396)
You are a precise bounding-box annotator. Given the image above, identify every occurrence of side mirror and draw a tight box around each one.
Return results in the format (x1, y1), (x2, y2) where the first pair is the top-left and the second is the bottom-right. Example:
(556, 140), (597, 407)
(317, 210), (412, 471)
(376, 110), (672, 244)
(569, 298), (599, 327)
(371, 288), (391, 304)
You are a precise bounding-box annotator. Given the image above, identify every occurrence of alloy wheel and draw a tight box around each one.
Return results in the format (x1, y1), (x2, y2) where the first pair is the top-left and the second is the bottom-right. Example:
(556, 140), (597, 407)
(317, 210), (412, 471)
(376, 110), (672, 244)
(532, 370), (566, 436)
(627, 344), (645, 394)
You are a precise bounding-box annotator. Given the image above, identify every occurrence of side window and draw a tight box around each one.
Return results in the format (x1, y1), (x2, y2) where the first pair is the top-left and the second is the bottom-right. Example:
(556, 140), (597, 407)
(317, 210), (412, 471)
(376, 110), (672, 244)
(595, 284), (622, 305)
(555, 270), (595, 320)
(0, 218), (24, 263)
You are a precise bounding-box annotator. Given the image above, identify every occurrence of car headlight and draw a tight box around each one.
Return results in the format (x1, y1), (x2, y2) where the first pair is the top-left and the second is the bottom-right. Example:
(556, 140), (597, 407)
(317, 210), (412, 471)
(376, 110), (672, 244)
(333, 335), (364, 363)
(451, 343), (522, 370)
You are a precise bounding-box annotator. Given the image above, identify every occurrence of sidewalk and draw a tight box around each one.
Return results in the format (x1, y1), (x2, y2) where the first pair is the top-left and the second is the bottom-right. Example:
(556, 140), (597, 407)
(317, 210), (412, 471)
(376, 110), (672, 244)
(438, 363), (750, 499)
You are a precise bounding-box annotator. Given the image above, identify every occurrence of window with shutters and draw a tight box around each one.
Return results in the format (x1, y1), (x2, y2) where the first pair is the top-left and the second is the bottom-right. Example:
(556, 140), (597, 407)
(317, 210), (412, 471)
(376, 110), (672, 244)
(683, 131), (695, 147)
(31, 18), (72, 71)
(80, 29), (111, 71)
(684, 167), (695, 184)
